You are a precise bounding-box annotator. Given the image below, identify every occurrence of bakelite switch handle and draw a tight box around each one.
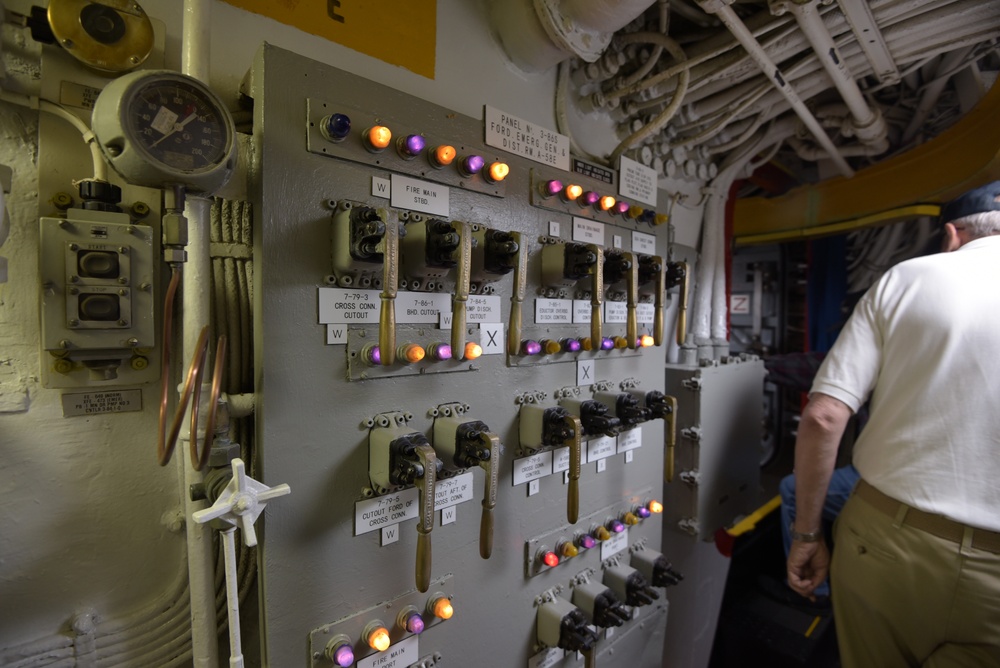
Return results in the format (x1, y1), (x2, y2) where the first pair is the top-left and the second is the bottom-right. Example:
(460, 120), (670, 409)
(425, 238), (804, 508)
(564, 414), (583, 524)
(624, 251), (639, 350)
(451, 221), (472, 360)
(653, 255), (665, 346)
(508, 231), (527, 356)
(478, 431), (501, 559)
(665, 395), (678, 482)
(379, 217), (399, 365)
(588, 244), (603, 345)
(415, 444), (437, 592)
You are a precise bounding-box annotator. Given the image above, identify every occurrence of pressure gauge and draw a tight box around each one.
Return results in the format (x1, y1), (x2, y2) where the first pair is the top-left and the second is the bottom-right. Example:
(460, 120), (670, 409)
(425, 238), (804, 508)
(91, 70), (237, 193)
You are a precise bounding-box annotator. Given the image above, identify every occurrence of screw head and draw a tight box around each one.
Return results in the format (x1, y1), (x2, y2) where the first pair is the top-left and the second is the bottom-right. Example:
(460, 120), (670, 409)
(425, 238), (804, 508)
(69, 243), (79, 251)
(118, 319), (128, 326)
(68, 287), (79, 295)
(118, 246), (128, 254)
(68, 319), (79, 327)
(70, 275), (79, 283)
(54, 359), (73, 374)
(59, 339), (70, 349)
(118, 277), (128, 284)
(130, 356), (148, 370)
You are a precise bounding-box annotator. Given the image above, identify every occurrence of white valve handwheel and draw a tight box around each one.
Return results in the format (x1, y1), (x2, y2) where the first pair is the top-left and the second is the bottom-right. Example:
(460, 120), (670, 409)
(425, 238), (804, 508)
(192, 458), (290, 547)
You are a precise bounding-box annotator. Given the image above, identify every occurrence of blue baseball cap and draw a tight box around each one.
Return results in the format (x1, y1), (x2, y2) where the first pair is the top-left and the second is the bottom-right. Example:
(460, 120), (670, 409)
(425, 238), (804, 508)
(940, 181), (1000, 225)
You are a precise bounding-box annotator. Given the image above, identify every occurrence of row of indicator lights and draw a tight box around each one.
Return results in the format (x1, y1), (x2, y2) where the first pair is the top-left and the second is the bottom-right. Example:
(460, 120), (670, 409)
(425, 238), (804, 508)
(537, 501), (663, 569)
(520, 335), (656, 355)
(325, 596), (455, 666)
(321, 113), (510, 183)
(541, 179), (669, 225)
(363, 342), (484, 365)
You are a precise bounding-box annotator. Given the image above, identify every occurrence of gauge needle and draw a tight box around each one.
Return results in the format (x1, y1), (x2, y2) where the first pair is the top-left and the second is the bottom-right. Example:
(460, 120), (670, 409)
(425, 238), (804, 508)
(150, 112), (198, 148)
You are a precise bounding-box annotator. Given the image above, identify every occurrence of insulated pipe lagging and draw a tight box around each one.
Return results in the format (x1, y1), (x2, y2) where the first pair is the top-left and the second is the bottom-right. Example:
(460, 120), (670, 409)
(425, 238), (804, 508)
(561, 0), (658, 34)
(697, 0), (853, 177)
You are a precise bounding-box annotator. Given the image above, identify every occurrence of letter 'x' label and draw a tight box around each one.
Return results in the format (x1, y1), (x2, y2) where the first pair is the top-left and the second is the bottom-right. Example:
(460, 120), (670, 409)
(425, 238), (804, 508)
(481, 323), (504, 355)
(577, 359), (595, 386)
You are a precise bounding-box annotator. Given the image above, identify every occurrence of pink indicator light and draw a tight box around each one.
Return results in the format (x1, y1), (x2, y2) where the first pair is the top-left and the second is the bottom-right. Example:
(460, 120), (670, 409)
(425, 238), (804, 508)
(581, 191), (600, 206)
(522, 340), (542, 356)
(579, 534), (597, 550)
(402, 134), (426, 156)
(405, 613), (426, 635)
(614, 201), (630, 215)
(600, 337), (615, 351)
(562, 338), (582, 353)
(365, 345), (382, 365)
(544, 179), (563, 197)
(637, 507), (652, 519)
(332, 644), (355, 667)
(461, 155), (485, 175)
(609, 520), (626, 534)
(428, 343), (452, 361)
(542, 551), (560, 568)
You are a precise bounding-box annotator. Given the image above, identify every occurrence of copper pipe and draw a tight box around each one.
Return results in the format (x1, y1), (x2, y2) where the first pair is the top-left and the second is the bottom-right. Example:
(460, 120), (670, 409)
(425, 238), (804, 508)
(190, 335), (228, 471)
(157, 267), (182, 466)
(164, 327), (210, 466)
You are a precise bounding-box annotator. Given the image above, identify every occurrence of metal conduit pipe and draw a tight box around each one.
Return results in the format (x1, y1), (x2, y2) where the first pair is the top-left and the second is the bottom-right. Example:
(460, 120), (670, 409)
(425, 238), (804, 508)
(785, 0), (888, 150)
(901, 46), (975, 143)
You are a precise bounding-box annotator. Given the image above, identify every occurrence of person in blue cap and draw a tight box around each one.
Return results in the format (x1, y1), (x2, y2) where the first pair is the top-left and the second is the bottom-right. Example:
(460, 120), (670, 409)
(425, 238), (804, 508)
(787, 180), (1000, 667)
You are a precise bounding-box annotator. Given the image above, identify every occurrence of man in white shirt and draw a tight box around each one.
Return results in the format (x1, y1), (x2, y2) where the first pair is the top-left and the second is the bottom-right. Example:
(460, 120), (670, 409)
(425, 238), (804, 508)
(786, 180), (1000, 667)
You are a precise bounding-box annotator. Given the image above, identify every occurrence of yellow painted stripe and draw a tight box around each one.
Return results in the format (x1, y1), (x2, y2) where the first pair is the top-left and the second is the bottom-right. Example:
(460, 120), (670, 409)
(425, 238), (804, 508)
(735, 78), (1000, 242)
(737, 204), (941, 245)
(805, 615), (822, 638)
(725, 494), (782, 537)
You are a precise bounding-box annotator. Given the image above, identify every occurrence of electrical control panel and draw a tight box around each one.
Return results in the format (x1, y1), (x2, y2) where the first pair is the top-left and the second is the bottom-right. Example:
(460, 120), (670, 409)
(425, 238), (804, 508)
(247, 44), (717, 667)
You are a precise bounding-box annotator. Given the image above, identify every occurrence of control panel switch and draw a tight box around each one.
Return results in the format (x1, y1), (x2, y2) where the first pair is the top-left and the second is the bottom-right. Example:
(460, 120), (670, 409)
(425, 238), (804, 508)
(603, 564), (660, 608)
(631, 549), (684, 588)
(559, 396), (621, 438)
(593, 390), (650, 430)
(518, 404), (582, 523)
(572, 580), (631, 628)
(536, 597), (598, 654)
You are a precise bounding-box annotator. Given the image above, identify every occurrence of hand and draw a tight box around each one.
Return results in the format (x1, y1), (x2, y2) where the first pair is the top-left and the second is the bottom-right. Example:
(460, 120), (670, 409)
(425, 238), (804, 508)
(787, 538), (830, 600)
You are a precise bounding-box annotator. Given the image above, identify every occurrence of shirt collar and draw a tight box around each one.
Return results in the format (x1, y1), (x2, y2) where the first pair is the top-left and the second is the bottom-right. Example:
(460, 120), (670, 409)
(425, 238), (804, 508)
(959, 235), (1000, 252)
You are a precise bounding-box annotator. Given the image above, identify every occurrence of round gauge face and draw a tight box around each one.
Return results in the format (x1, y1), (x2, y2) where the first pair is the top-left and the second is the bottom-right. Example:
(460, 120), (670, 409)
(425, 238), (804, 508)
(125, 77), (232, 174)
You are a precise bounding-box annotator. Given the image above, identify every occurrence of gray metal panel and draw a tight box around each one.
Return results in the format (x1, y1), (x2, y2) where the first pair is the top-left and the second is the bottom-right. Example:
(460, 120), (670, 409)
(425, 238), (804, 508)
(249, 45), (681, 666)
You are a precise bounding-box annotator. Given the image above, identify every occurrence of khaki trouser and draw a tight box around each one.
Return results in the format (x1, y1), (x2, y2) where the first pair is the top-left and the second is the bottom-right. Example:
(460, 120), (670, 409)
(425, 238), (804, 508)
(831, 482), (1000, 667)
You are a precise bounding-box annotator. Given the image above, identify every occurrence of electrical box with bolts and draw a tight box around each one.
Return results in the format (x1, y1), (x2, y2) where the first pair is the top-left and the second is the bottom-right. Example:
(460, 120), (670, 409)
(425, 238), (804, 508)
(603, 562), (660, 608)
(399, 216), (474, 291)
(539, 241), (604, 345)
(571, 573), (632, 628)
(469, 226), (520, 295)
(368, 413), (442, 592)
(330, 200), (397, 290)
(630, 549), (684, 588)
(39, 205), (158, 388)
(592, 388), (651, 431)
(559, 393), (621, 438)
(636, 254), (667, 346)
(431, 402), (502, 559)
(518, 402), (583, 523)
(536, 595), (598, 658)
(602, 249), (639, 349)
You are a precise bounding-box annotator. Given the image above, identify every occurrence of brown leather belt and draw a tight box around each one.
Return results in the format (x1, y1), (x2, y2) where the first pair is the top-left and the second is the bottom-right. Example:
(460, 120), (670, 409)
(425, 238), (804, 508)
(855, 479), (1000, 554)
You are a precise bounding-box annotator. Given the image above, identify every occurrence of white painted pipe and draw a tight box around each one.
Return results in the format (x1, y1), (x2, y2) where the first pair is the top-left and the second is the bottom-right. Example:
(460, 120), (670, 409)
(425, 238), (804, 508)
(181, 1), (220, 668)
(221, 528), (245, 668)
(697, 0), (854, 177)
(901, 46), (974, 143)
(561, 0), (658, 33)
(788, 0), (888, 148)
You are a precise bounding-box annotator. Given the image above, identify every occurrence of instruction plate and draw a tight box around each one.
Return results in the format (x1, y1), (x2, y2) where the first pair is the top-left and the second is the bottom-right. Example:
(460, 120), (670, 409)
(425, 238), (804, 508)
(619, 156), (657, 206)
(355, 488), (420, 536)
(62, 389), (142, 417)
(485, 106), (570, 170)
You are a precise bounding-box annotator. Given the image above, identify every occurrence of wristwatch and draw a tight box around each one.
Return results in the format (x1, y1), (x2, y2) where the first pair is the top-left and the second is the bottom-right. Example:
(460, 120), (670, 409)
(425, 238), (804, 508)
(789, 523), (822, 543)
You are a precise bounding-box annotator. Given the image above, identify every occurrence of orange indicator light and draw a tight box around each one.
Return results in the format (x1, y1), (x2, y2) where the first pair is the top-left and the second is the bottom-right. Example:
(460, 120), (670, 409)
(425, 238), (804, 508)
(400, 343), (425, 364)
(640, 335), (655, 348)
(628, 205), (645, 220)
(542, 339), (562, 355)
(487, 162), (510, 183)
(432, 145), (457, 167)
(464, 342), (483, 360)
(648, 500), (664, 514)
(613, 336), (629, 349)
(365, 125), (392, 151)
(564, 184), (583, 201)
(594, 526), (611, 541)
(560, 542), (579, 558)
(624, 512), (640, 526)
(365, 624), (391, 652)
(431, 596), (454, 620)
(581, 337), (594, 351)
(654, 213), (671, 226)
(599, 195), (617, 211)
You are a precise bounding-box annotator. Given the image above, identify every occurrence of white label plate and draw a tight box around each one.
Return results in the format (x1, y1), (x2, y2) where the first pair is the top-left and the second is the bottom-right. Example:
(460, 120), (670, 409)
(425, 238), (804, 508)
(534, 298), (573, 324)
(371, 176), (390, 199)
(318, 288), (452, 324)
(632, 231), (656, 255)
(617, 428), (642, 453)
(577, 359), (595, 386)
(572, 217), (605, 244)
(61, 389), (142, 417)
(619, 155), (658, 206)
(513, 451), (553, 485)
(484, 105), (570, 170)
(605, 301), (627, 324)
(637, 303), (654, 324)
(528, 647), (563, 668)
(601, 527), (629, 560)
(434, 471), (474, 510)
(355, 488), (420, 536)
(466, 295), (501, 322)
(731, 293), (751, 315)
(587, 435), (617, 462)
(390, 173), (449, 217)
(480, 323), (504, 355)
(552, 446), (570, 474)
(573, 299), (594, 324)
(357, 635), (419, 668)
(326, 324), (348, 344)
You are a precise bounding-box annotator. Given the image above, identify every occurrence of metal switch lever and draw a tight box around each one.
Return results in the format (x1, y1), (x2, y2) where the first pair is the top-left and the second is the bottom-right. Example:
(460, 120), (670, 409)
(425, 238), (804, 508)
(563, 413), (582, 525)
(414, 443), (437, 593)
(624, 251), (639, 349)
(517, 405), (582, 524)
(451, 221), (472, 360)
(588, 243), (604, 345)
(666, 261), (689, 346)
(379, 213), (399, 365)
(639, 254), (667, 346)
(507, 231), (527, 356)
(626, 389), (678, 481)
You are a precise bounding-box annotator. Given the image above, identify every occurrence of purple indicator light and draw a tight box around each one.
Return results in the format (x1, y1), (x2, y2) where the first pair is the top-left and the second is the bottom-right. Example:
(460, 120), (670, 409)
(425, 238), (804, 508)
(429, 343), (453, 361)
(522, 340), (542, 356)
(461, 155), (485, 175)
(562, 338), (582, 353)
(609, 520), (626, 534)
(579, 534), (597, 550)
(332, 644), (355, 667)
(405, 613), (426, 635)
(637, 507), (652, 519)
(582, 191), (600, 206)
(614, 201), (630, 215)
(366, 345), (382, 365)
(403, 134), (425, 155)
(544, 179), (563, 197)
(322, 113), (352, 141)
(600, 337), (615, 351)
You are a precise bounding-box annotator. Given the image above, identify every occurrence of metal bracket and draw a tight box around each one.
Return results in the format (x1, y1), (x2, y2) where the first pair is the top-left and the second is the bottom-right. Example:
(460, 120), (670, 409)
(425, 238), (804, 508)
(678, 518), (700, 536)
(681, 427), (702, 443)
(679, 470), (701, 486)
(681, 376), (702, 391)
(363, 410), (412, 430)
(515, 390), (549, 405)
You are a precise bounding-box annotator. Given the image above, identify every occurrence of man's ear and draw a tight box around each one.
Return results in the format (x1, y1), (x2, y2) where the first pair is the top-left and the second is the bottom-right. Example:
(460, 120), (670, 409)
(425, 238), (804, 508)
(942, 222), (962, 252)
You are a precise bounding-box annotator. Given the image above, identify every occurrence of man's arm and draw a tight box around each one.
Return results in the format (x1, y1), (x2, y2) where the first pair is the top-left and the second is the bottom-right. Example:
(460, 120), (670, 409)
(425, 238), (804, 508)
(787, 392), (853, 598)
